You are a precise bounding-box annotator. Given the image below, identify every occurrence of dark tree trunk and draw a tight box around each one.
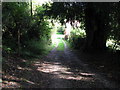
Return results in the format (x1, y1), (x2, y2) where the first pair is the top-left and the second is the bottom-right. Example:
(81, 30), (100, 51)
(84, 3), (106, 52)
(31, 1), (32, 16)
(92, 12), (107, 50)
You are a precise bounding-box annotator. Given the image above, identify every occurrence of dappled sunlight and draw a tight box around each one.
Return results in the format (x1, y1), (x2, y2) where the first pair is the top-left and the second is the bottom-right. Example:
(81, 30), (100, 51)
(24, 80), (35, 85)
(2, 74), (22, 88)
(3, 74), (20, 81)
(22, 59), (27, 62)
(106, 39), (120, 50)
(58, 74), (92, 81)
(2, 1), (120, 88)
(35, 61), (68, 73)
(80, 73), (95, 76)
(17, 66), (32, 71)
(2, 73), (36, 88)
(2, 81), (21, 88)
(34, 61), (95, 81)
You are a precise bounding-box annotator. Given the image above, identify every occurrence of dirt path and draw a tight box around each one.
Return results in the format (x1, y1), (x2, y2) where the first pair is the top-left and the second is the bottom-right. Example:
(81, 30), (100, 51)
(2, 39), (119, 89)
(33, 40), (119, 88)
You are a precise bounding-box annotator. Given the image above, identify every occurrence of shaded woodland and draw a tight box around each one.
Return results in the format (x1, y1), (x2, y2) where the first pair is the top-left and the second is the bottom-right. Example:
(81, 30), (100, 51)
(2, 2), (120, 89)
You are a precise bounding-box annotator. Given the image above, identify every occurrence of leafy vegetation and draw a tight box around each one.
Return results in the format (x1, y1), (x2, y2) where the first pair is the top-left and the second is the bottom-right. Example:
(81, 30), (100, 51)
(44, 2), (120, 52)
(69, 26), (86, 49)
(2, 2), (52, 58)
(2, 2), (120, 88)
(57, 39), (65, 51)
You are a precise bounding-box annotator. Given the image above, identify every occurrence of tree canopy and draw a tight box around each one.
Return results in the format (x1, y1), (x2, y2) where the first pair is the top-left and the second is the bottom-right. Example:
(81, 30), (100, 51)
(44, 2), (120, 51)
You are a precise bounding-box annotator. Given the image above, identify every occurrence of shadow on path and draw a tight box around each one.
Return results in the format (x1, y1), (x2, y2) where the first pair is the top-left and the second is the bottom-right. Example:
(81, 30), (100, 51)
(2, 39), (119, 89)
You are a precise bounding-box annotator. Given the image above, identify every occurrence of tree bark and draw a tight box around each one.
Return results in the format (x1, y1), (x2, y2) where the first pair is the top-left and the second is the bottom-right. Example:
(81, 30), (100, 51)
(31, 0), (32, 16)
(84, 3), (106, 52)
(18, 29), (20, 56)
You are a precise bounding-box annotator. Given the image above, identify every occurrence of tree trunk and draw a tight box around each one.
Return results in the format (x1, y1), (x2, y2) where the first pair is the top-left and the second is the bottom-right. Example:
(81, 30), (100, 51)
(18, 29), (20, 56)
(84, 3), (106, 52)
(84, 3), (95, 51)
(31, 0), (32, 16)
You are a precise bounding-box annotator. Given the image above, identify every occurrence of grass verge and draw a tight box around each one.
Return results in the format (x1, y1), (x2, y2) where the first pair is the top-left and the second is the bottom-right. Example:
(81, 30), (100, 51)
(57, 39), (65, 51)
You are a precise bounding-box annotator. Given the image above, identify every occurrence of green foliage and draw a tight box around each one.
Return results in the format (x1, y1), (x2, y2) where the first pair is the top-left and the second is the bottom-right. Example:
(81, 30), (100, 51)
(70, 28), (86, 38)
(57, 39), (65, 51)
(45, 2), (120, 51)
(2, 2), (52, 57)
(69, 36), (85, 49)
(21, 38), (50, 58)
(3, 46), (12, 54)
(57, 26), (65, 34)
(44, 2), (84, 22)
(2, 2), (31, 52)
(68, 26), (86, 49)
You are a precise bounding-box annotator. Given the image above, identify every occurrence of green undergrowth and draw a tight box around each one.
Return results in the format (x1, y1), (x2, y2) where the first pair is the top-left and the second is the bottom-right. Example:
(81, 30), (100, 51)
(2, 41), (55, 70)
(21, 44), (54, 60)
(57, 39), (65, 51)
(51, 43), (57, 49)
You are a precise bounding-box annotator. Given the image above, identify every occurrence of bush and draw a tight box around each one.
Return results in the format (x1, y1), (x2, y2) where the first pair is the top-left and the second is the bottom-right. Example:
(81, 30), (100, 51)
(69, 36), (85, 49)
(69, 27), (86, 49)
(2, 3), (52, 58)
(21, 36), (50, 56)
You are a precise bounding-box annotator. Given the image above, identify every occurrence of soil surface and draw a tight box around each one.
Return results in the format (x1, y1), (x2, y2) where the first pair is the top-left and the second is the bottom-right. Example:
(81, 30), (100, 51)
(2, 40), (120, 89)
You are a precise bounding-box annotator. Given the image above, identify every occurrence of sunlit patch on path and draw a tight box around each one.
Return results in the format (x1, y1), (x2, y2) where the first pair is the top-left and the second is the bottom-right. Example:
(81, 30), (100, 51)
(2, 34), (119, 88)
(34, 61), (95, 81)
(32, 35), (119, 88)
(29, 34), (118, 88)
